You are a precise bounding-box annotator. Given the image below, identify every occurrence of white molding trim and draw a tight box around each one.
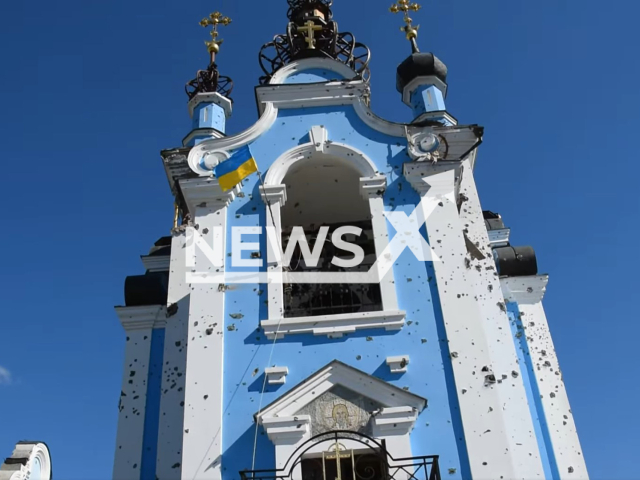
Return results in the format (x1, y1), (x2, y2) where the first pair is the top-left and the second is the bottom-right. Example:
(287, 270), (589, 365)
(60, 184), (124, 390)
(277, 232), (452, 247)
(359, 175), (387, 200)
(414, 111), (458, 125)
(140, 254), (170, 272)
(261, 310), (406, 340)
(500, 275), (549, 305)
(0, 442), (52, 480)
(115, 305), (167, 331)
(257, 361), (425, 471)
(256, 81), (368, 116)
(263, 139), (379, 185)
(262, 416), (311, 443)
(186, 59), (412, 175)
(402, 75), (448, 106)
(187, 92), (233, 119)
(372, 406), (419, 435)
(386, 355), (410, 374)
(265, 366), (289, 385)
(260, 183), (287, 206)
(257, 361), (426, 422)
(259, 134), (400, 333)
(269, 58), (357, 85)
(309, 125), (328, 152)
(181, 128), (225, 148)
(179, 176), (238, 213)
(487, 228), (511, 247)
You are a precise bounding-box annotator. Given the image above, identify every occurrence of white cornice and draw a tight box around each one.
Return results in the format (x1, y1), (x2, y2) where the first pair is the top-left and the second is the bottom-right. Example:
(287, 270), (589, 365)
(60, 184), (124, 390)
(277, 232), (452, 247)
(115, 305), (167, 331)
(360, 174), (387, 199)
(372, 406), (419, 435)
(261, 416), (311, 444)
(140, 255), (170, 272)
(260, 184), (287, 206)
(403, 162), (462, 196)
(187, 92), (233, 119)
(179, 176), (238, 213)
(256, 80), (368, 116)
(414, 110), (458, 125)
(265, 366), (289, 385)
(260, 310), (406, 339)
(181, 128), (225, 148)
(500, 275), (549, 305)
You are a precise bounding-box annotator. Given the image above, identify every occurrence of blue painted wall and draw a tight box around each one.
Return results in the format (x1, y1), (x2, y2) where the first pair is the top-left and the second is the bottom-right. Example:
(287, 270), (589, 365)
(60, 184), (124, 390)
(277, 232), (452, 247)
(409, 85), (446, 118)
(218, 105), (468, 479)
(141, 328), (165, 480)
(507, 303), (560, 480)
(283, 68), (347, 84)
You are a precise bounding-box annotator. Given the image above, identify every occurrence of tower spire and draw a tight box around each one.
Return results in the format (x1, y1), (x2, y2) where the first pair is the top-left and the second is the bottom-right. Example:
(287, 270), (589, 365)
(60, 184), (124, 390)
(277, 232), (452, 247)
(389, 0), (422, 53)
(185, 11), (234, 101)
(199, 11), (232, 64)
(258, 0), (371, 84)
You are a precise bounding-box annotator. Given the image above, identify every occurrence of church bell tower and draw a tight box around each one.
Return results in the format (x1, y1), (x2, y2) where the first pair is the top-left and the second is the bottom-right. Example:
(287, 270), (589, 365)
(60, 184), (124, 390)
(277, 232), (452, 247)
(112, 1), (589, 479)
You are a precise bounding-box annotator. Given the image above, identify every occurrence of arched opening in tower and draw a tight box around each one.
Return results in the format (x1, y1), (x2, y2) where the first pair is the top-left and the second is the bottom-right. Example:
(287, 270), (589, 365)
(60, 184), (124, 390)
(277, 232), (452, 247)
(280, 157), (382, 318)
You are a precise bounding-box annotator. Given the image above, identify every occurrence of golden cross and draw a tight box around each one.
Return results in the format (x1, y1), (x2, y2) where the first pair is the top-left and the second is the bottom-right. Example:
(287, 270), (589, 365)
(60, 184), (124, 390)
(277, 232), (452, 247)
(296, 20), (323, 49)
(389, 0), (422, 50)
(199, 11), (232, 55)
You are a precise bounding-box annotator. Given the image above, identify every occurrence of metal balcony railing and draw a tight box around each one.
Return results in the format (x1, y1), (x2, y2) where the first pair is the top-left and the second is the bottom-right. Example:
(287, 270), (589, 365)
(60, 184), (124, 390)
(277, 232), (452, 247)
(240, 430), (441, 480)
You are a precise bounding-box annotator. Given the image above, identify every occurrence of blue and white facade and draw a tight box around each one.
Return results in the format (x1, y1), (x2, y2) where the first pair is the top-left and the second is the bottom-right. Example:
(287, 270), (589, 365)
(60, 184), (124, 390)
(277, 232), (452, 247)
(112, 6), (588, 480)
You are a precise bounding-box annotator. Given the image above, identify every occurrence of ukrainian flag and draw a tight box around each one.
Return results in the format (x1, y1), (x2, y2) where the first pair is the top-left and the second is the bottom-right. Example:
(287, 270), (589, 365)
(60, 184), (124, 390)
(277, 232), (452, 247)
(214, 145), (258, 192)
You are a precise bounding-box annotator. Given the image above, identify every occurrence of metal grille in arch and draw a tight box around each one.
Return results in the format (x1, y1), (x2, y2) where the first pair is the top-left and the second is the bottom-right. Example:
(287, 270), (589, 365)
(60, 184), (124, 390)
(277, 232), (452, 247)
(240, 431), (441, 480)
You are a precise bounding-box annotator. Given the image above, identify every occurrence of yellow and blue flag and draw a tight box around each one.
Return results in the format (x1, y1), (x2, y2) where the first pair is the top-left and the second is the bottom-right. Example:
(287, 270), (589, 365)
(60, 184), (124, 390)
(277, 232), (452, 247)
(214, 145), (258, 192)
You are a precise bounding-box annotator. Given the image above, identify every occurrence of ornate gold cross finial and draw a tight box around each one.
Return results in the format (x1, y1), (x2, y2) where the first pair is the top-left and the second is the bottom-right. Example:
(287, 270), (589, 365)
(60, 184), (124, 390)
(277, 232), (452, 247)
(199, 11), (232, 58)
(389, 0), (422, 52)
(296, 20), (323, 49)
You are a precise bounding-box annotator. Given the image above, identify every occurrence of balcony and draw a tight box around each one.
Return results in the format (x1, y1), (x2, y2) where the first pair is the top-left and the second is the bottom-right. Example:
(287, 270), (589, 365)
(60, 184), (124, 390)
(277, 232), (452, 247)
(240, 431), (441, 480)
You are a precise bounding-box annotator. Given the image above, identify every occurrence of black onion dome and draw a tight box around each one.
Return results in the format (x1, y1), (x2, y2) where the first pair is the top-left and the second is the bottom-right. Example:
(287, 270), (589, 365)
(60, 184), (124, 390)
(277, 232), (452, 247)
(396, 52), (448, 94)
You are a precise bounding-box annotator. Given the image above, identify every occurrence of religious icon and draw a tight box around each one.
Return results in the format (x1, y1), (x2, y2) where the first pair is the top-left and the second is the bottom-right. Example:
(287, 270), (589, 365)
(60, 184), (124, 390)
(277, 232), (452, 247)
(331, 403), (351, 429)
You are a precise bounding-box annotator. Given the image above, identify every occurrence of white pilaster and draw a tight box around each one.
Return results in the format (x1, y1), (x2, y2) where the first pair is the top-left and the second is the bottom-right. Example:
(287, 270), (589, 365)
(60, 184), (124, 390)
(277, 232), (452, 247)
(404, 162), (517, 479)
(502, 275), (589, 479)
(113, 305), (166, 480)
(360, 175), (399, 311)
(156, 234), (190, 480)
(458, 158), (545, 478)
(179, 177), (235, 480)
(261, 416), (311, 470)
(260, 184), (287, 322)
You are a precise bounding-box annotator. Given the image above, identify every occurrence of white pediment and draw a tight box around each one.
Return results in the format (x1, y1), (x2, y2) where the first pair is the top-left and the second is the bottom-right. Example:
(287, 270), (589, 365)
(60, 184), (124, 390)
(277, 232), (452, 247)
(257, 361), (426, 422)
(255, 361), (426, 445)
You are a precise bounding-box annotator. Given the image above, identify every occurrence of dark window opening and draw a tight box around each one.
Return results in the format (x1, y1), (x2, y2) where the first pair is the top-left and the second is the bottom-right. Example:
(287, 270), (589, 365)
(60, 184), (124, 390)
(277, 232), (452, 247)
(282, 220), (382, 318)
(301, 451), (385, 480)
(280, 158), (383, 319)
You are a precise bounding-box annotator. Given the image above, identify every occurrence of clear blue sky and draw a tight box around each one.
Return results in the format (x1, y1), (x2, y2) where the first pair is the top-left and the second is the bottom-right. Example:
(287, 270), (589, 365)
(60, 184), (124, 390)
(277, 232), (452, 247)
(0, 0), (637, 478)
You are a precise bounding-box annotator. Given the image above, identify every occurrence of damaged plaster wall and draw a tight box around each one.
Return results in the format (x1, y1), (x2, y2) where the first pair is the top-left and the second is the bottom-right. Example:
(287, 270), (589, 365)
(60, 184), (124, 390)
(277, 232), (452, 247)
(218, 106), (468, 479)
(155, 235), (189, 480)
(457, 158), (546, 478)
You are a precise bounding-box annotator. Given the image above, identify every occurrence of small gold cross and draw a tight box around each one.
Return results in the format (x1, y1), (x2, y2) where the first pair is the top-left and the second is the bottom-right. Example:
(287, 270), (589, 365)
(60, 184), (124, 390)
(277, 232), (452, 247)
(389, 0), (422, 43)
(199, 11), (232, 55)
(296, 20), (323, 49)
